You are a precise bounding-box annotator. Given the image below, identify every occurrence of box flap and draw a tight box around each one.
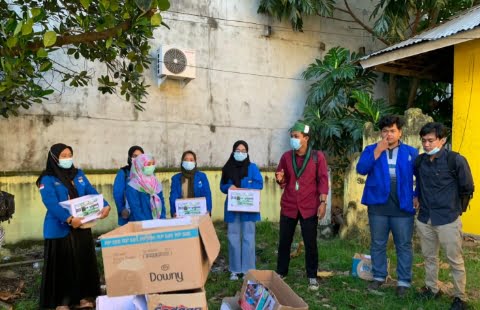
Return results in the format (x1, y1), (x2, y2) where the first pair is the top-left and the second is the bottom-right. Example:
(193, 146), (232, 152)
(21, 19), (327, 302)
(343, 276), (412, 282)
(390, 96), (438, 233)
(198, 215), (220, 267)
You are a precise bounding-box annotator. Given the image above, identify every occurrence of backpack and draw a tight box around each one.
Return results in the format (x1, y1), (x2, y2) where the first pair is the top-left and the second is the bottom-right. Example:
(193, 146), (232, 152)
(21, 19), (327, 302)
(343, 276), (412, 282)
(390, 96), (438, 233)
(0, 190), (15, 223)
(415, 151), (474, 213)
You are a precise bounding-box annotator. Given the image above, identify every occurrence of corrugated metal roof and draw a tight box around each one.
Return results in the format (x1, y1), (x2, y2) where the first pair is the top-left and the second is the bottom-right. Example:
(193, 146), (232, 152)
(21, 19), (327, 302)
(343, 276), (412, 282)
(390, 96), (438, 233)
(362, 4), (480, 60)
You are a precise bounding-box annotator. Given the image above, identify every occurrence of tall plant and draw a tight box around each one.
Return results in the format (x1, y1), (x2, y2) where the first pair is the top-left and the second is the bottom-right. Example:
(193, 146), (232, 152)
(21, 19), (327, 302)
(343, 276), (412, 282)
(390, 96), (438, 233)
(302, 47), (393, 195)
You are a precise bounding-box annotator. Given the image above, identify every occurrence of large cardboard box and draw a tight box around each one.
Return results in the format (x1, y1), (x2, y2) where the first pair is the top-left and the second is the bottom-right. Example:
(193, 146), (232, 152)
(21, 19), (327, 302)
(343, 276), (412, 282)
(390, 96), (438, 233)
(100, 215), (220, 296)
(147, 288), (207, 310)
(175, 197), (208, 217)
(227, 189), (261, 213)
(240, 270), (308, 310)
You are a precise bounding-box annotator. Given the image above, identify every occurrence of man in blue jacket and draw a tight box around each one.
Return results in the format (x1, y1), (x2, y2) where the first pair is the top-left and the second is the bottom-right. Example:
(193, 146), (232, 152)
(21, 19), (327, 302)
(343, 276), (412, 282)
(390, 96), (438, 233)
(356, 115), (418, 297)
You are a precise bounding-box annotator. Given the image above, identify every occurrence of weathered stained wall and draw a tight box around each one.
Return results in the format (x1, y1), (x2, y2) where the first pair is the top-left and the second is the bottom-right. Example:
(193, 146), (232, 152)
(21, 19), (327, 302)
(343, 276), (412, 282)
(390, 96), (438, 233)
(341, 109), (433, 239)
(0, 0), (383, 171)
(453, 40), (480, 236)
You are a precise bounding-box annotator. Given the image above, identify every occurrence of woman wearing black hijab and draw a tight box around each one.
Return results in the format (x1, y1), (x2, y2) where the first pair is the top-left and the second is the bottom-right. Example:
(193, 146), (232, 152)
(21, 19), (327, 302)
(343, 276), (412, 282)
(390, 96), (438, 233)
(112, 145), (144, 225)
(36, 143), (111, 310)
(220, 140), (263, 281)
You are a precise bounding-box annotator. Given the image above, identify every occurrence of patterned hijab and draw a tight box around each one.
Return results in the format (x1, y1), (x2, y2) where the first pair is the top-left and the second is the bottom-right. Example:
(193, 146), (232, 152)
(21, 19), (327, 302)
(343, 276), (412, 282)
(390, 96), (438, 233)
(128, 154), (163, 219)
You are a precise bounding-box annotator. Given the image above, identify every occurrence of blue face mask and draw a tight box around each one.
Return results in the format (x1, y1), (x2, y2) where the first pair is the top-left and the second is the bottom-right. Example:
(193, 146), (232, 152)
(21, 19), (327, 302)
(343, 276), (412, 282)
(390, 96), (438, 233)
(233, 152), (248, 162)
(182, 161), (196, 171)
(143, 165), (156, 176)
(58, 158), (73, 169)
(290, 138), (301, 150)
(426, 147), (441, 155)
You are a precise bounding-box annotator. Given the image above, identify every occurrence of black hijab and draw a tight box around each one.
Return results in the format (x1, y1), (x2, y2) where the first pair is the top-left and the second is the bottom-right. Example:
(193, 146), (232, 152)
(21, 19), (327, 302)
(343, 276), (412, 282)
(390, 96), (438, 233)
(36, 143), (79, 199)
(122, 145), (144, 171)
(221, 140), (250, 187)
(181, 150), (197, 198)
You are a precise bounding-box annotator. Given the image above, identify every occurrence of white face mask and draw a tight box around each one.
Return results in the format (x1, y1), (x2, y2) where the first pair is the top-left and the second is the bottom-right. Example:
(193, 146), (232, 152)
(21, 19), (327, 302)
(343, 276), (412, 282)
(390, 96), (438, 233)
(426, 147), (441, 155)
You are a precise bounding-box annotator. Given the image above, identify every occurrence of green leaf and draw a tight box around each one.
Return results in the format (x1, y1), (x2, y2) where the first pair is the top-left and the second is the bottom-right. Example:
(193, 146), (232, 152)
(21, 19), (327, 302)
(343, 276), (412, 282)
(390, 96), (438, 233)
(106, 37), (113, 48)
(80, 0), (91, 9)
(14, 21), (23, 35)
(43, 31), (57, 47)
(157, 0), (170, 11)
(6, 37), (18, 48)
(21, 19), (33, 36)
(135, 0), (152, 12)
(150, 13), (162, 26)
(37, 48), (48, 58)
(39, 61), (52, 72)
(31, 8), (41, 17)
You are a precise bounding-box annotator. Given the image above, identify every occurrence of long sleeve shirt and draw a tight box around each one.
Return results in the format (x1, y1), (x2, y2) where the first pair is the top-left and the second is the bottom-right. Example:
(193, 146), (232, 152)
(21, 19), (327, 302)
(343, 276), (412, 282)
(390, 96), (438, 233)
(276, 150), (328, 219)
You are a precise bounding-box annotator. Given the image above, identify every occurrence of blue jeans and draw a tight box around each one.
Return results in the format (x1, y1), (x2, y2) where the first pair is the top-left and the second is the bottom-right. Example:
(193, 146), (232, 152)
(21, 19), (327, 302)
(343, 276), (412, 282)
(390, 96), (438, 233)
(368, 214), (414, 287)
(227, 213), (256, 274)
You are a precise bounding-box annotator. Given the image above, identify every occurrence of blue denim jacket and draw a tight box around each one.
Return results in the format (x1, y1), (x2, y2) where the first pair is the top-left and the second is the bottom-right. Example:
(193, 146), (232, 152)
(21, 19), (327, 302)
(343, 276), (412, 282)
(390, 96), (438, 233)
(356, 142), (418, 214)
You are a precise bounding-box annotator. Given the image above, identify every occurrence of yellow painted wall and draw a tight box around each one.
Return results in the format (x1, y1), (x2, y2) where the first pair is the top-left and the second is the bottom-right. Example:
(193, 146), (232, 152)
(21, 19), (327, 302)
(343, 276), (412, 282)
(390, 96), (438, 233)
(453, 40), (480, 236)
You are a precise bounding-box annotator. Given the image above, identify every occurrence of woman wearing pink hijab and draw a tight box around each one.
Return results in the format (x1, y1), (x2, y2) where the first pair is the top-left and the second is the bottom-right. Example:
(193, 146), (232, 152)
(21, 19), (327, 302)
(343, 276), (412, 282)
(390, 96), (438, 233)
(125, 154), (166, 220)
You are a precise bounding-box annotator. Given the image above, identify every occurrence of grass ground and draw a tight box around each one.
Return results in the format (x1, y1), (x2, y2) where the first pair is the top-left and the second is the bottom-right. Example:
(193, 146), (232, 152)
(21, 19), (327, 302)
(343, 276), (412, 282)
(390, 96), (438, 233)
(2, 221), (480, 309)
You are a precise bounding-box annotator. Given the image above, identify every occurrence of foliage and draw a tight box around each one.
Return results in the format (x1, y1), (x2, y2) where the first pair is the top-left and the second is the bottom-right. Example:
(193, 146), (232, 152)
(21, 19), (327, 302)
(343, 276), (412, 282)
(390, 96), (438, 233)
(0, 0), (170, 117)
(302, 47), (393, 194)
(257, 0), (335, 31)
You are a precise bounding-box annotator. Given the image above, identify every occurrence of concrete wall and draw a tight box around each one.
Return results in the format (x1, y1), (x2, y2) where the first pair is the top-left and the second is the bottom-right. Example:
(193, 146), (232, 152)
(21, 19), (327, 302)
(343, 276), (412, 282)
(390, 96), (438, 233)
(0, 0), (384, 172)
(341, 108), (433, 239)
(453, 40), (480, 236)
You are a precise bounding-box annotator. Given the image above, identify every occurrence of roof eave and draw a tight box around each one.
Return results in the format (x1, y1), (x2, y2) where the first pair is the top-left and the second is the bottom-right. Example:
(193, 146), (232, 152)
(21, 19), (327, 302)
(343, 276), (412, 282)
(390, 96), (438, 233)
(360, 27), (480, 69)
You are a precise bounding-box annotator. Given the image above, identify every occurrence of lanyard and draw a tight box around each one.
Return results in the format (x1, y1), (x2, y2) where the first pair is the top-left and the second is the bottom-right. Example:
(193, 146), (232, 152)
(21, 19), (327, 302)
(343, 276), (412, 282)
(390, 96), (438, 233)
(292, 145), (312, 190)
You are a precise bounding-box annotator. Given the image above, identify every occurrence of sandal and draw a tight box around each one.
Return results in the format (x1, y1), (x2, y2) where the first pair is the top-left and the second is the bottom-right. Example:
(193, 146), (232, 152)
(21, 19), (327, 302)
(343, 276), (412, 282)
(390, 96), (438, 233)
(76, 299), (94, 309)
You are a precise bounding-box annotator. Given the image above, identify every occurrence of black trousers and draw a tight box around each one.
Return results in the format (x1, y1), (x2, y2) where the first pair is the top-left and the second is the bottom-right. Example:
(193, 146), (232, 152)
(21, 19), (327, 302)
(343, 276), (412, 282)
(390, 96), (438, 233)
(276, 213), (318, 278)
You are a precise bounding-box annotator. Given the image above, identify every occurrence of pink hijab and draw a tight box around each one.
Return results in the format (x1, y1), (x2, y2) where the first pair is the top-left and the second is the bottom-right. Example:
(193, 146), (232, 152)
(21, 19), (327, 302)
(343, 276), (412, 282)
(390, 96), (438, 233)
(128, 154), (163, 219)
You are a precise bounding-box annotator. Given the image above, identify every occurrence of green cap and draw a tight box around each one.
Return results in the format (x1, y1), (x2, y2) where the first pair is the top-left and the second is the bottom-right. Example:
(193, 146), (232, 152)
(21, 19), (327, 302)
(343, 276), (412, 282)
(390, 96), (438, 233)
(290, 121), (310, 134)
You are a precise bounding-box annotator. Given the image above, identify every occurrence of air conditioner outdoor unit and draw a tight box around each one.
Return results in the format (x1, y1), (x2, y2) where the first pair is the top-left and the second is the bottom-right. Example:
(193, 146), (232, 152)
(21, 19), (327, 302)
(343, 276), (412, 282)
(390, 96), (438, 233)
(157, 46), (196, 85)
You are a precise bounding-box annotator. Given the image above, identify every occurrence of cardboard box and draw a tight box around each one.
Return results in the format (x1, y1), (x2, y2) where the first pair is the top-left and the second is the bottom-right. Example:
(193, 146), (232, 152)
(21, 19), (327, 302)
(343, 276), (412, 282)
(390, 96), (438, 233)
(351, 253), (373, 281)
(175, 197), (207, 217)
(96, 294), (147, 310)
(59, 194), (104, 223)
(100, 215), (220, 296)
(227, 189), (261, 213)
(240, 270), (308, 310)
(147, 288), (207, 310)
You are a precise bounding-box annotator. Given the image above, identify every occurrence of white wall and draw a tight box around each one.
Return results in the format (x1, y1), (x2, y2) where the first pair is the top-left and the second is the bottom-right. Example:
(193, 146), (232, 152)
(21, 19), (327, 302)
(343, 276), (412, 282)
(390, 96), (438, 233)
(0, 0), (384, 171)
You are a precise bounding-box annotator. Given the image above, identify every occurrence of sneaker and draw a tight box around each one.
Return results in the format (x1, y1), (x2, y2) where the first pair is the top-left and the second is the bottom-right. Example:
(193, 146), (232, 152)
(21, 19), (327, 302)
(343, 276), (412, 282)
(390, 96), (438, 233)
(417, 286), (442, 300)
(308, 278), (319, 291)
(229, 272), (239, 281)
(450, 297), (468, 310)
(367, 280), (384, 291)
(396, 286), (409, 297)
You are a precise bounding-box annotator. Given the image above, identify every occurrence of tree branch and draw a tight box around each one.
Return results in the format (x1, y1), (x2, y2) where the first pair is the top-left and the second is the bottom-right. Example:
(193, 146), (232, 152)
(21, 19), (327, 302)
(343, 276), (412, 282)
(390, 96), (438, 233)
(335, 0), (390, 45)
(1, 9), (156, 57)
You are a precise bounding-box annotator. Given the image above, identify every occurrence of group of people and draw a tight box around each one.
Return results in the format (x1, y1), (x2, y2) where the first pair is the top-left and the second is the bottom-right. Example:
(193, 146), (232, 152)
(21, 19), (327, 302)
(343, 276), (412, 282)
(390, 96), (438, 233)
(357, 116), (474, 310)
(35, 116), (473, 310)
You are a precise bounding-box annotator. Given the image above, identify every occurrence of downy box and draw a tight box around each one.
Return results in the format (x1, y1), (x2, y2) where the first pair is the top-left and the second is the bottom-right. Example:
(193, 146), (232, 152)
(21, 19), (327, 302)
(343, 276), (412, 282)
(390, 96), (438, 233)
(240, 270), (308, 310)
(146, 288), (207, 310)
(175, 197), (208, 217)
(227, 189), (261, 213)
(100, 215), (220, 296)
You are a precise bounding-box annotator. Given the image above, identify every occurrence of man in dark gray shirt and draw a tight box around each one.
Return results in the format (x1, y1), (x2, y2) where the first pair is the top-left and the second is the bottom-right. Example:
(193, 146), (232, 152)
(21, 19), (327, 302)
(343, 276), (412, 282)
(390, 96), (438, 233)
(415, 122), (474, 310)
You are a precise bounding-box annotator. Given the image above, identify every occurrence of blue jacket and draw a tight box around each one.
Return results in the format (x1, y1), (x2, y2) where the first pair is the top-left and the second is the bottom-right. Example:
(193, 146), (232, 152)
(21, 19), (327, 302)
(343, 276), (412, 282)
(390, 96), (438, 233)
(356, 142), (418, 214)
(38, 169), (110, 239)
(125, 185), (166, 221)
(220, 163), (264, 223)
(113, 168), (131, 225)
(169, 171), (212, 217)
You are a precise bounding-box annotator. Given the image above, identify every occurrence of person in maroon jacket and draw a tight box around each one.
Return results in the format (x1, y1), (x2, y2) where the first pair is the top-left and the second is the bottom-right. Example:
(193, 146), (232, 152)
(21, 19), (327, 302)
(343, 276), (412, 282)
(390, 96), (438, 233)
(275, 121), (329, 291)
